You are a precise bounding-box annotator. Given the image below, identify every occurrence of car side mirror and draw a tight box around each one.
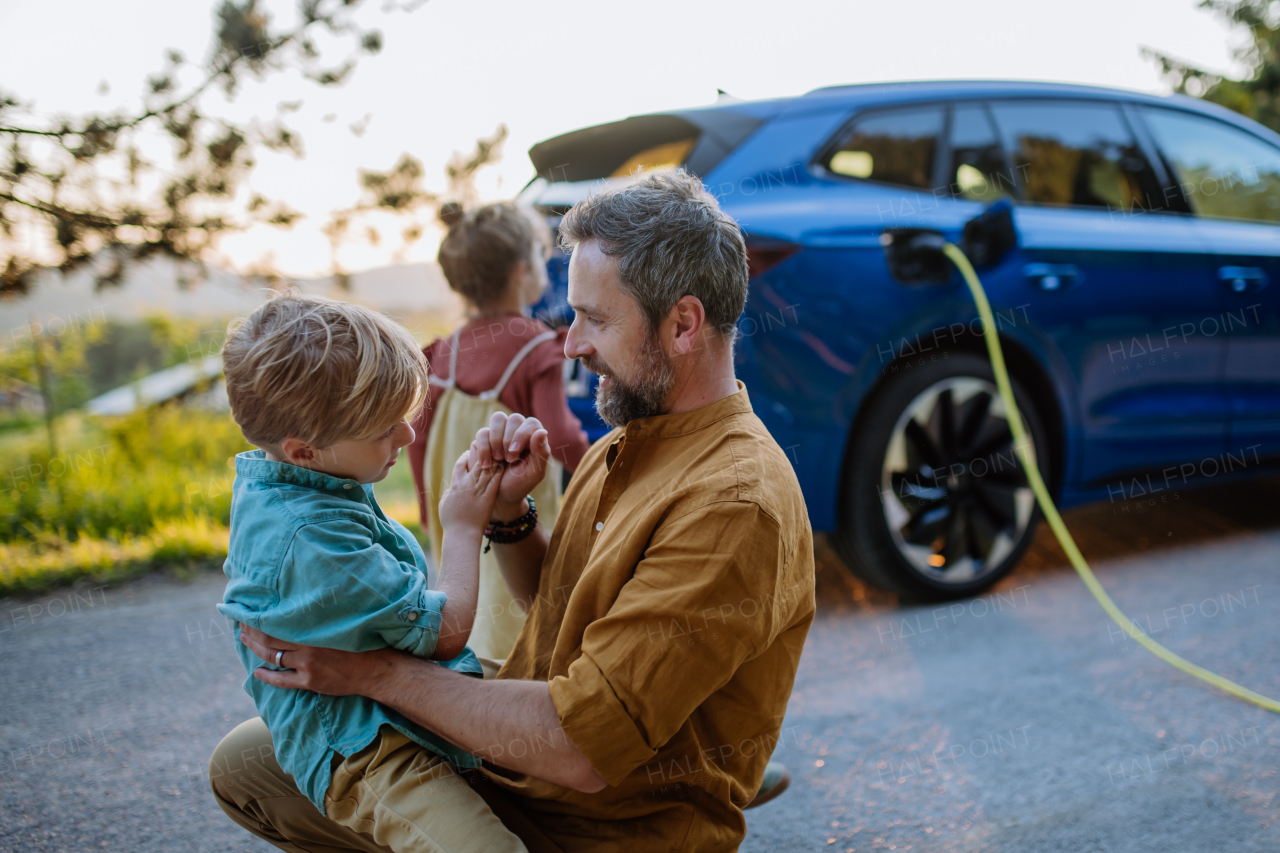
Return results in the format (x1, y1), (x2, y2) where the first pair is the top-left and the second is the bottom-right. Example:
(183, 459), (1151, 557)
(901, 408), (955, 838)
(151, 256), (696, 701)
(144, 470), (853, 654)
(880, 200), (1018, 285)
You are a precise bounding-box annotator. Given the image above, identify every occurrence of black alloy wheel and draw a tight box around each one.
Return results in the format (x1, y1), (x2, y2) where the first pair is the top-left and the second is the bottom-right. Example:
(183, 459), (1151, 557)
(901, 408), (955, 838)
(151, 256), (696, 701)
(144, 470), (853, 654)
(835, 352), (1051, 600)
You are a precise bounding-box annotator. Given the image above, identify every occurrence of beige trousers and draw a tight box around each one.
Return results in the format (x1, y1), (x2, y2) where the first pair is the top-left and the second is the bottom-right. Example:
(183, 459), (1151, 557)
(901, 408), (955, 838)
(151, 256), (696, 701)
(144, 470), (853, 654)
(209, 660), (562, 853)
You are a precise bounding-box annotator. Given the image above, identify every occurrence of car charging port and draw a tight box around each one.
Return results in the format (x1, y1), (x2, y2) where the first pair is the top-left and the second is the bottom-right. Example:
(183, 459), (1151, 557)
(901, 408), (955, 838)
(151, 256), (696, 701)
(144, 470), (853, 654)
(879, 228), (951, 285)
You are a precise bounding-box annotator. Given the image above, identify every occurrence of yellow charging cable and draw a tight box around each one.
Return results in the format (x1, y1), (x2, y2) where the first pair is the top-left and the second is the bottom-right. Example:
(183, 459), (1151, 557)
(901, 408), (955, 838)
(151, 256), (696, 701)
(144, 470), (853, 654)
(941, 242), (1280, 713)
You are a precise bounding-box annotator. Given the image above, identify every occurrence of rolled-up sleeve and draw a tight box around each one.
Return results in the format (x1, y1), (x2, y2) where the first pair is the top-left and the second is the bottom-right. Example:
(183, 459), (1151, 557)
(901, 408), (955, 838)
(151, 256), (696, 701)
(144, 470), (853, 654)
(548, 650), (657, 786)
(548, 501), (790, 786)
(264, 518), (449, 658)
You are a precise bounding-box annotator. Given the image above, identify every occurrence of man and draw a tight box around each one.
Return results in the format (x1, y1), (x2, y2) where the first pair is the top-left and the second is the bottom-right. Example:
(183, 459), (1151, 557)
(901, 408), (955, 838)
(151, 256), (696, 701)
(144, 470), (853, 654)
(211, 169), (815, 852)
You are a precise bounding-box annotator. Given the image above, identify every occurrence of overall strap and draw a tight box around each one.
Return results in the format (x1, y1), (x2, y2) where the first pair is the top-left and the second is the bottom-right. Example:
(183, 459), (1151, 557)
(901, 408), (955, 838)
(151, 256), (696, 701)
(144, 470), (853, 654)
(478, 330), (557, 401)
(427, 331), (461, 389)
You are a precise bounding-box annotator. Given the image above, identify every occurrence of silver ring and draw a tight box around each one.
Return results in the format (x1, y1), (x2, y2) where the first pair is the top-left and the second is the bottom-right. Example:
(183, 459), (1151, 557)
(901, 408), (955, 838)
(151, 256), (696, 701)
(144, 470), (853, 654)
(275, 649), (285, 668)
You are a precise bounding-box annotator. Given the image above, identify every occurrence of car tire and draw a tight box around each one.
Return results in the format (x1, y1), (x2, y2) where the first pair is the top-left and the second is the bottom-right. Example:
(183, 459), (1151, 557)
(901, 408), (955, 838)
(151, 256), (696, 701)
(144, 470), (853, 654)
(834, 352), (1051, 602)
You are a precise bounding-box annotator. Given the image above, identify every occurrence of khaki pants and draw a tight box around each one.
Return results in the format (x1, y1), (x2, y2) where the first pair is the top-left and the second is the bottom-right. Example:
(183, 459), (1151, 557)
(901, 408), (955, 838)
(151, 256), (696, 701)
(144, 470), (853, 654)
(210, 660), (562, 853)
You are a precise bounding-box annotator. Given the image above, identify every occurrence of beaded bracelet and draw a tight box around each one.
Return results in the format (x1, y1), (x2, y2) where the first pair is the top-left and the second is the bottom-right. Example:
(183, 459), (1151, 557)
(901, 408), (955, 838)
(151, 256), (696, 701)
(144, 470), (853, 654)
(483, 497), (537, 553)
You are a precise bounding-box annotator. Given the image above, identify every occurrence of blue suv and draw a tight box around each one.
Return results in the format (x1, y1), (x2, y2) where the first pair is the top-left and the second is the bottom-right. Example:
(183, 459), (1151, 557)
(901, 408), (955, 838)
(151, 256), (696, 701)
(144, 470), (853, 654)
(518, 80), (1280, 600)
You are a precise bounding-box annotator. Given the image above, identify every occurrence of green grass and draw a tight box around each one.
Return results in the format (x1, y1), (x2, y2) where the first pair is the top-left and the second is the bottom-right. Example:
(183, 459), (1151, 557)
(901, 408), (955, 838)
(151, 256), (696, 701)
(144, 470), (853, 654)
(0, 406), (250, 596)
(0, 306), (444, 597)
(0, 405), (431, 597)
(0, 516), (231, 596)
(2, 406), (249, 541)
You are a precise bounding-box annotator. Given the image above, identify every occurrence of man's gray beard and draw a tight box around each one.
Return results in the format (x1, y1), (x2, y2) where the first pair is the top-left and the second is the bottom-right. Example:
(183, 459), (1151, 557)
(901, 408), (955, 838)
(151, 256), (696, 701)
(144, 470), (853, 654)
(594, 332), (675, 428)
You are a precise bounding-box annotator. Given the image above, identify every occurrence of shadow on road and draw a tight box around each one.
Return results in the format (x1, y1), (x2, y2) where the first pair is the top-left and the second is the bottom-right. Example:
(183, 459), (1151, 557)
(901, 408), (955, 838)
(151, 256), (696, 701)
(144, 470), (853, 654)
(814, 474), (1280, 615)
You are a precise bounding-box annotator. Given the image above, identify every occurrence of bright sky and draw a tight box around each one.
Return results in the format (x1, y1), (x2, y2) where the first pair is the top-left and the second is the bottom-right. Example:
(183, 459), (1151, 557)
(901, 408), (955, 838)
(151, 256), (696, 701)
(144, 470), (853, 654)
(0, 0), (1247, 277)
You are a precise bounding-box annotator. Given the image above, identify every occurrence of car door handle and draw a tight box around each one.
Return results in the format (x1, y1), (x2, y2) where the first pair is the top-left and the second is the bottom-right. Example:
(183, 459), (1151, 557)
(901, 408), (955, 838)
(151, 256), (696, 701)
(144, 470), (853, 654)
(1024, 263), (1080, 291)
(1218, 266), (1269, 293)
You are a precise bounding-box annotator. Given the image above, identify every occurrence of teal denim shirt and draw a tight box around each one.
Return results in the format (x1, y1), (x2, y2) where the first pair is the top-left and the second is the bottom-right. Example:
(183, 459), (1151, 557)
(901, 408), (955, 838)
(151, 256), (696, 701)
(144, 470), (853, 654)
(217, 450), (482, 811)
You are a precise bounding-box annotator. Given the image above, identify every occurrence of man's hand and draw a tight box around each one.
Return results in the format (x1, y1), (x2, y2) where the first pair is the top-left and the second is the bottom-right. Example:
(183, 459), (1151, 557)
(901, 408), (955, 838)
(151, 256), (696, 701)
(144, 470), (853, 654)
(242, 629), (607, 793)
(240, 625), (394, 696)
(470, 412), (551, 521)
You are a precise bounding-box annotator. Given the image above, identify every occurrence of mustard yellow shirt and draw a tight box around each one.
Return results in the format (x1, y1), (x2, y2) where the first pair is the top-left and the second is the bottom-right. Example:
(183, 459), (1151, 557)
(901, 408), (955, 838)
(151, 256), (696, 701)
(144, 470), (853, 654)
(487, 382), (815, 852)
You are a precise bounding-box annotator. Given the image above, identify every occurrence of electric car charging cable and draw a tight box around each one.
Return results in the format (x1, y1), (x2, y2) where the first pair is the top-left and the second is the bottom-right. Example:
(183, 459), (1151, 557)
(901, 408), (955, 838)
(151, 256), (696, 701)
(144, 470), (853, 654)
(940, 241), (1280, 714)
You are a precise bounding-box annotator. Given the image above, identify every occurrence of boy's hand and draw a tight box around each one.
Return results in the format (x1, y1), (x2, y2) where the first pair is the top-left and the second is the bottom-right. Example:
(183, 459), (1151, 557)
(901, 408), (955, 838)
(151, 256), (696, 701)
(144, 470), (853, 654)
(438, 450), (503, 531)
(470, 412), (551, 521)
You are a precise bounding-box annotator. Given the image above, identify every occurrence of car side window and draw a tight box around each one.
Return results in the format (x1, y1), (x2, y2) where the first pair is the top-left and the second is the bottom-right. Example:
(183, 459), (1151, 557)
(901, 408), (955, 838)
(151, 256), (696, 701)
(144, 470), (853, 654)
(990, 101), (1160, 211)
(948, 104), (1016, 203)
(823, 107), (944, 191)
(1141, 107), (1280, 224)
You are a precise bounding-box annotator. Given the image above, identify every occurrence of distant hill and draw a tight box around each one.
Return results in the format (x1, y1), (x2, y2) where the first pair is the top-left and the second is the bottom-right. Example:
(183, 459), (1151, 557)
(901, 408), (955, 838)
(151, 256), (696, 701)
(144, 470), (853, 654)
(0, 257), (465, 331)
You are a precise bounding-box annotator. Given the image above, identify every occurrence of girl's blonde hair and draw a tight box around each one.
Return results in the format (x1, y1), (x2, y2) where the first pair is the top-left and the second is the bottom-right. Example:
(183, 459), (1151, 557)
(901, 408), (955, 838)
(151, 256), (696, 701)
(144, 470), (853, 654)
(222, 291), (428, 448)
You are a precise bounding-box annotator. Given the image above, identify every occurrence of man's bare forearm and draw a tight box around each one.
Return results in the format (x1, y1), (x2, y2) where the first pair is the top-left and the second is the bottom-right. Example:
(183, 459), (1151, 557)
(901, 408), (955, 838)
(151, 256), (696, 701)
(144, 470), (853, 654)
(366, 652), (606, 793)
(491, 497), (549, 611)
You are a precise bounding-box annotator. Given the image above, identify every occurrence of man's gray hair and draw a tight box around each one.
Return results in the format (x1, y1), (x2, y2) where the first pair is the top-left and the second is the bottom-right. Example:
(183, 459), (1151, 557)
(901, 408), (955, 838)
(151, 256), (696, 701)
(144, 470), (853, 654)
(558, 168), (749, 337)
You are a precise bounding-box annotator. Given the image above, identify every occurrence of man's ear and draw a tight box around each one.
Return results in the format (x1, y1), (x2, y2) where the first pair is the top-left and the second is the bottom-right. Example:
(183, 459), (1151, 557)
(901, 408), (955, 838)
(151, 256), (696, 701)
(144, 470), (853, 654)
(280, 437), (318, 467)
(668, 295), (706, 356)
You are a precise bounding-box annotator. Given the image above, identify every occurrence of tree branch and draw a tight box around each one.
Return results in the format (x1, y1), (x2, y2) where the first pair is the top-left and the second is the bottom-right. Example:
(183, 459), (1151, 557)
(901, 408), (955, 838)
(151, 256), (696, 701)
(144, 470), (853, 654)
(0, 127), (72, 138)
(0, 191), (121, 229)
(0, 0), (411, 295)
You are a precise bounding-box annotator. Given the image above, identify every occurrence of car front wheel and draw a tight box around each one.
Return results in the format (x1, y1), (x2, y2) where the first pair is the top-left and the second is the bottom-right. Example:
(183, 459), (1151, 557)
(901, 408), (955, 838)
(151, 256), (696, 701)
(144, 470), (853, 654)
(835, 352), (1051, 601)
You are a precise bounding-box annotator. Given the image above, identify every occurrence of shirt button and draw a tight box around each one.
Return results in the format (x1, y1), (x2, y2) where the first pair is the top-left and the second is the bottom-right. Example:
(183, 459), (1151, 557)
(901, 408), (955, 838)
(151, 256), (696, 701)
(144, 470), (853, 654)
(407, 611), (418, 622)
(595, 522), (604, 531)
(343, 484), (353, 490)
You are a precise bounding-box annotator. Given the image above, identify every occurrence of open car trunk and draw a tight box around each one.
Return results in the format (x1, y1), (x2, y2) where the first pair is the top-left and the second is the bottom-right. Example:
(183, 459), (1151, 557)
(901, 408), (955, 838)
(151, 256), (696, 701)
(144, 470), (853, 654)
(521, 107), (767, 212)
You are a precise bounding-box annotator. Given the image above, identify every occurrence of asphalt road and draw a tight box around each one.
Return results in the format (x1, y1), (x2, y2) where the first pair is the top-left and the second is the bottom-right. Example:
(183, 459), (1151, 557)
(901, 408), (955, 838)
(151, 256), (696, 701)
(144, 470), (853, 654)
(2, 475), (1278, 852)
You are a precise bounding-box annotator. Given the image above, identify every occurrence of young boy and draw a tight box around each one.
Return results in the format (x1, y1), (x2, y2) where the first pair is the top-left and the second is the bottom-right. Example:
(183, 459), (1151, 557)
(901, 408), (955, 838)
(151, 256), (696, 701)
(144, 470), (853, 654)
(216, 291), (527, 852)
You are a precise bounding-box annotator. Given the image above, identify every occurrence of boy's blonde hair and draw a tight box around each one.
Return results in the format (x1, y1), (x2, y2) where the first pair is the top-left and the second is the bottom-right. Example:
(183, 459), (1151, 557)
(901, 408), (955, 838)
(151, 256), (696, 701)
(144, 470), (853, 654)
(222, 291), (428, 448)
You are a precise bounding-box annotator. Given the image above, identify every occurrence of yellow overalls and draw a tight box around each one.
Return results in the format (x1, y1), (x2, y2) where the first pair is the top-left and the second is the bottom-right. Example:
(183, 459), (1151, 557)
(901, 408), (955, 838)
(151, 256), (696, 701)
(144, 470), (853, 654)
(422, 329), (562, 660)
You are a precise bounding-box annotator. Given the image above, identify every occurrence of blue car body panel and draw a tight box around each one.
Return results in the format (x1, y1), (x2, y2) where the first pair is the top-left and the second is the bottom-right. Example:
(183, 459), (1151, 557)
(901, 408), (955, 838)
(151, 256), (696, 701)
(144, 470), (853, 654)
(530, 81), (1280, 531)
